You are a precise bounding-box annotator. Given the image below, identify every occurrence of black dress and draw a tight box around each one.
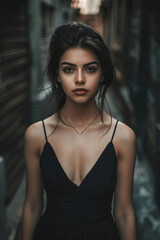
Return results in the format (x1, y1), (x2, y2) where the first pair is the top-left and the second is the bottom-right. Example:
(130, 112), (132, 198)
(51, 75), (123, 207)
(33, 120), (120, 240)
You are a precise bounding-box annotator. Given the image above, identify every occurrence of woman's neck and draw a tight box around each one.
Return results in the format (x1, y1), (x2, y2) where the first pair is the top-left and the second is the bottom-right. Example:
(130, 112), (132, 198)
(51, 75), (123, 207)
(60, 99), (99, 126)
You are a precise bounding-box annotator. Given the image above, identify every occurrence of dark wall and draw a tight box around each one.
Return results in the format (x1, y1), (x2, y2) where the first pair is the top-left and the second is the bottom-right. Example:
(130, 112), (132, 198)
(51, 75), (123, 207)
(0, 1), (29, 204)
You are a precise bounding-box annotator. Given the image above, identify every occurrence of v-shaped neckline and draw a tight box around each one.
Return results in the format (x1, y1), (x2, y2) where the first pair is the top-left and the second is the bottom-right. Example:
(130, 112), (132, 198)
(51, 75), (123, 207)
(41, 141), (116, 188)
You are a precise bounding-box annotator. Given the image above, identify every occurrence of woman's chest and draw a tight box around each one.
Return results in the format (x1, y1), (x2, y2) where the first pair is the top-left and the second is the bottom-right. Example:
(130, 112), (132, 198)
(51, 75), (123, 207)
(45, 135), (113, 186)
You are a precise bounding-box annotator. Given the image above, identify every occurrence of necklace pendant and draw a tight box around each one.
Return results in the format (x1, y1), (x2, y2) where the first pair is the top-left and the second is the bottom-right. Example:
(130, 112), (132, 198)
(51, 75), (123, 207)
(79, 131), (83, 135)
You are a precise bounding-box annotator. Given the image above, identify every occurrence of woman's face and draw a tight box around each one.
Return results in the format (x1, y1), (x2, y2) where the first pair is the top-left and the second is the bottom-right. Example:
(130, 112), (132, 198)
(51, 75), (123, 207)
(58, 47), (103, 104)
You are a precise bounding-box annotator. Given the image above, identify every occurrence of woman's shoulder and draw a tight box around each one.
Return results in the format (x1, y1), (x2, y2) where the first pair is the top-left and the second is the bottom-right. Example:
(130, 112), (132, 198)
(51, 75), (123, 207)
(102, 113), (135, 140)
(24, 121), (45, 151)
(24, 113), (58, 144)
(114, 119), (136, 151)
(116, 120), (136, 142)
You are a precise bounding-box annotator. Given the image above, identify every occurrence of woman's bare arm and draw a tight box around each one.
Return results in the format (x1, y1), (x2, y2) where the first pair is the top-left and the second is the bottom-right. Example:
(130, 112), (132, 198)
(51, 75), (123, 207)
(21, 123), (44, 240)
(114, 123), (136, 240)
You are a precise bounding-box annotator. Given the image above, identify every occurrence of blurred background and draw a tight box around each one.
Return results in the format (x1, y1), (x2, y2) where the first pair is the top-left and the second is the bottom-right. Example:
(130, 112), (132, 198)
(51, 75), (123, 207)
(0, 0), (160, 239)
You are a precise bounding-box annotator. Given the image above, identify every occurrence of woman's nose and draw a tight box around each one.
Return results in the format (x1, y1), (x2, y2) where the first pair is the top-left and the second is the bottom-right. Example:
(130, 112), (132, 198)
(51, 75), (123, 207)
(75, 69), (85, 84)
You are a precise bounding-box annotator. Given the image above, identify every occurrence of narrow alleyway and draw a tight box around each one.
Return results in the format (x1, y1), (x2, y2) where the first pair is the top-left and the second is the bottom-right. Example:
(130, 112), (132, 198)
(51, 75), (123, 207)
(6, 90), (160, 240)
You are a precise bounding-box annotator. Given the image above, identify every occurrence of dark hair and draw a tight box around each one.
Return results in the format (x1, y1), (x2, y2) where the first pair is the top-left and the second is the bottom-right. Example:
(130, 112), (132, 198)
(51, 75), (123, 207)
(47, 21), (116, 128)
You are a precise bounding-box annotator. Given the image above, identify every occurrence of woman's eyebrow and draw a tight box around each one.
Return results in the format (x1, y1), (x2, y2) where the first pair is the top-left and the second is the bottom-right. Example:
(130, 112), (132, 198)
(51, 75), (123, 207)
(60, 61), (99, 66)
(84, 62), (99, 66)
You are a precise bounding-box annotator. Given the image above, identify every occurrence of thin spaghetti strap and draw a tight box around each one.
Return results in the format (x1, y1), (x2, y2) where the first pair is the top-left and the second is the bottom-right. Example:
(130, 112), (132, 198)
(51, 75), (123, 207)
(111, 120), (119, 142)
(42, 120), (48, 142)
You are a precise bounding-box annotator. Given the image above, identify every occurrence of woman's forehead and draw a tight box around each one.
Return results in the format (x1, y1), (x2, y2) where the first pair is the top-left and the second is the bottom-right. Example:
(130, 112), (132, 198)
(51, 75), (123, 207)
(60, 47), (100, 65)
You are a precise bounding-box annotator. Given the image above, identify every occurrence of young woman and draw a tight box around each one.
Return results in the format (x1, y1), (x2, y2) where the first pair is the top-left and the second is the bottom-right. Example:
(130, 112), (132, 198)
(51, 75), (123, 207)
(21, 22), (136, 240)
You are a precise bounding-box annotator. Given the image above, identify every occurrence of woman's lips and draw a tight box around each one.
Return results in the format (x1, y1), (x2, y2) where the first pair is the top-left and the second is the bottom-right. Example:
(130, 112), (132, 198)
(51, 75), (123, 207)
(73, 89), (88, 95)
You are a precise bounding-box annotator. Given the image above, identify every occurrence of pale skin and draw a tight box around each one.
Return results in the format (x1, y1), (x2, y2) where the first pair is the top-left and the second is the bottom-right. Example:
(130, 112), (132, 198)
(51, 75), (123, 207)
(21, 47), (136, 240)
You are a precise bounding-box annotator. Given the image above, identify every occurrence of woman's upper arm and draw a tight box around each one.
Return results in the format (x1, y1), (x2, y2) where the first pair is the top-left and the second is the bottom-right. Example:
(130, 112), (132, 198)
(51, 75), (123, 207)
(24, 124), (44, 211)
(114, 123), (136, 218)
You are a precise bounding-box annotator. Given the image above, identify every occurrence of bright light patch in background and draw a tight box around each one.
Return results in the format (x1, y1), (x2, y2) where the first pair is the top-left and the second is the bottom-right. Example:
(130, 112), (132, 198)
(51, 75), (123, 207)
(71, 0), (102, 15)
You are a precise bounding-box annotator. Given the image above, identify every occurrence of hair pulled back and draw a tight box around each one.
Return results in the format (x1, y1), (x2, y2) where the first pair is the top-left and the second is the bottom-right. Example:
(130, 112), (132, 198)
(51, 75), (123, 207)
(47, 22), (116, 123)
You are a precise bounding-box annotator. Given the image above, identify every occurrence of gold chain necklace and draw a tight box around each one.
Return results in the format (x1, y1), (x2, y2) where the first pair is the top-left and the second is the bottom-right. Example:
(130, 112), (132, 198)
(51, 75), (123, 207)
(60, 110), (100, 135)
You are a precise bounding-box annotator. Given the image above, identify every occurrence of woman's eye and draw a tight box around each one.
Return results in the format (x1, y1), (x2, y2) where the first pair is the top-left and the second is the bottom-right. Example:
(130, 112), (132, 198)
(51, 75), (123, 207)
(63, 67), (74, 73)
(85, 67), (97, 73)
